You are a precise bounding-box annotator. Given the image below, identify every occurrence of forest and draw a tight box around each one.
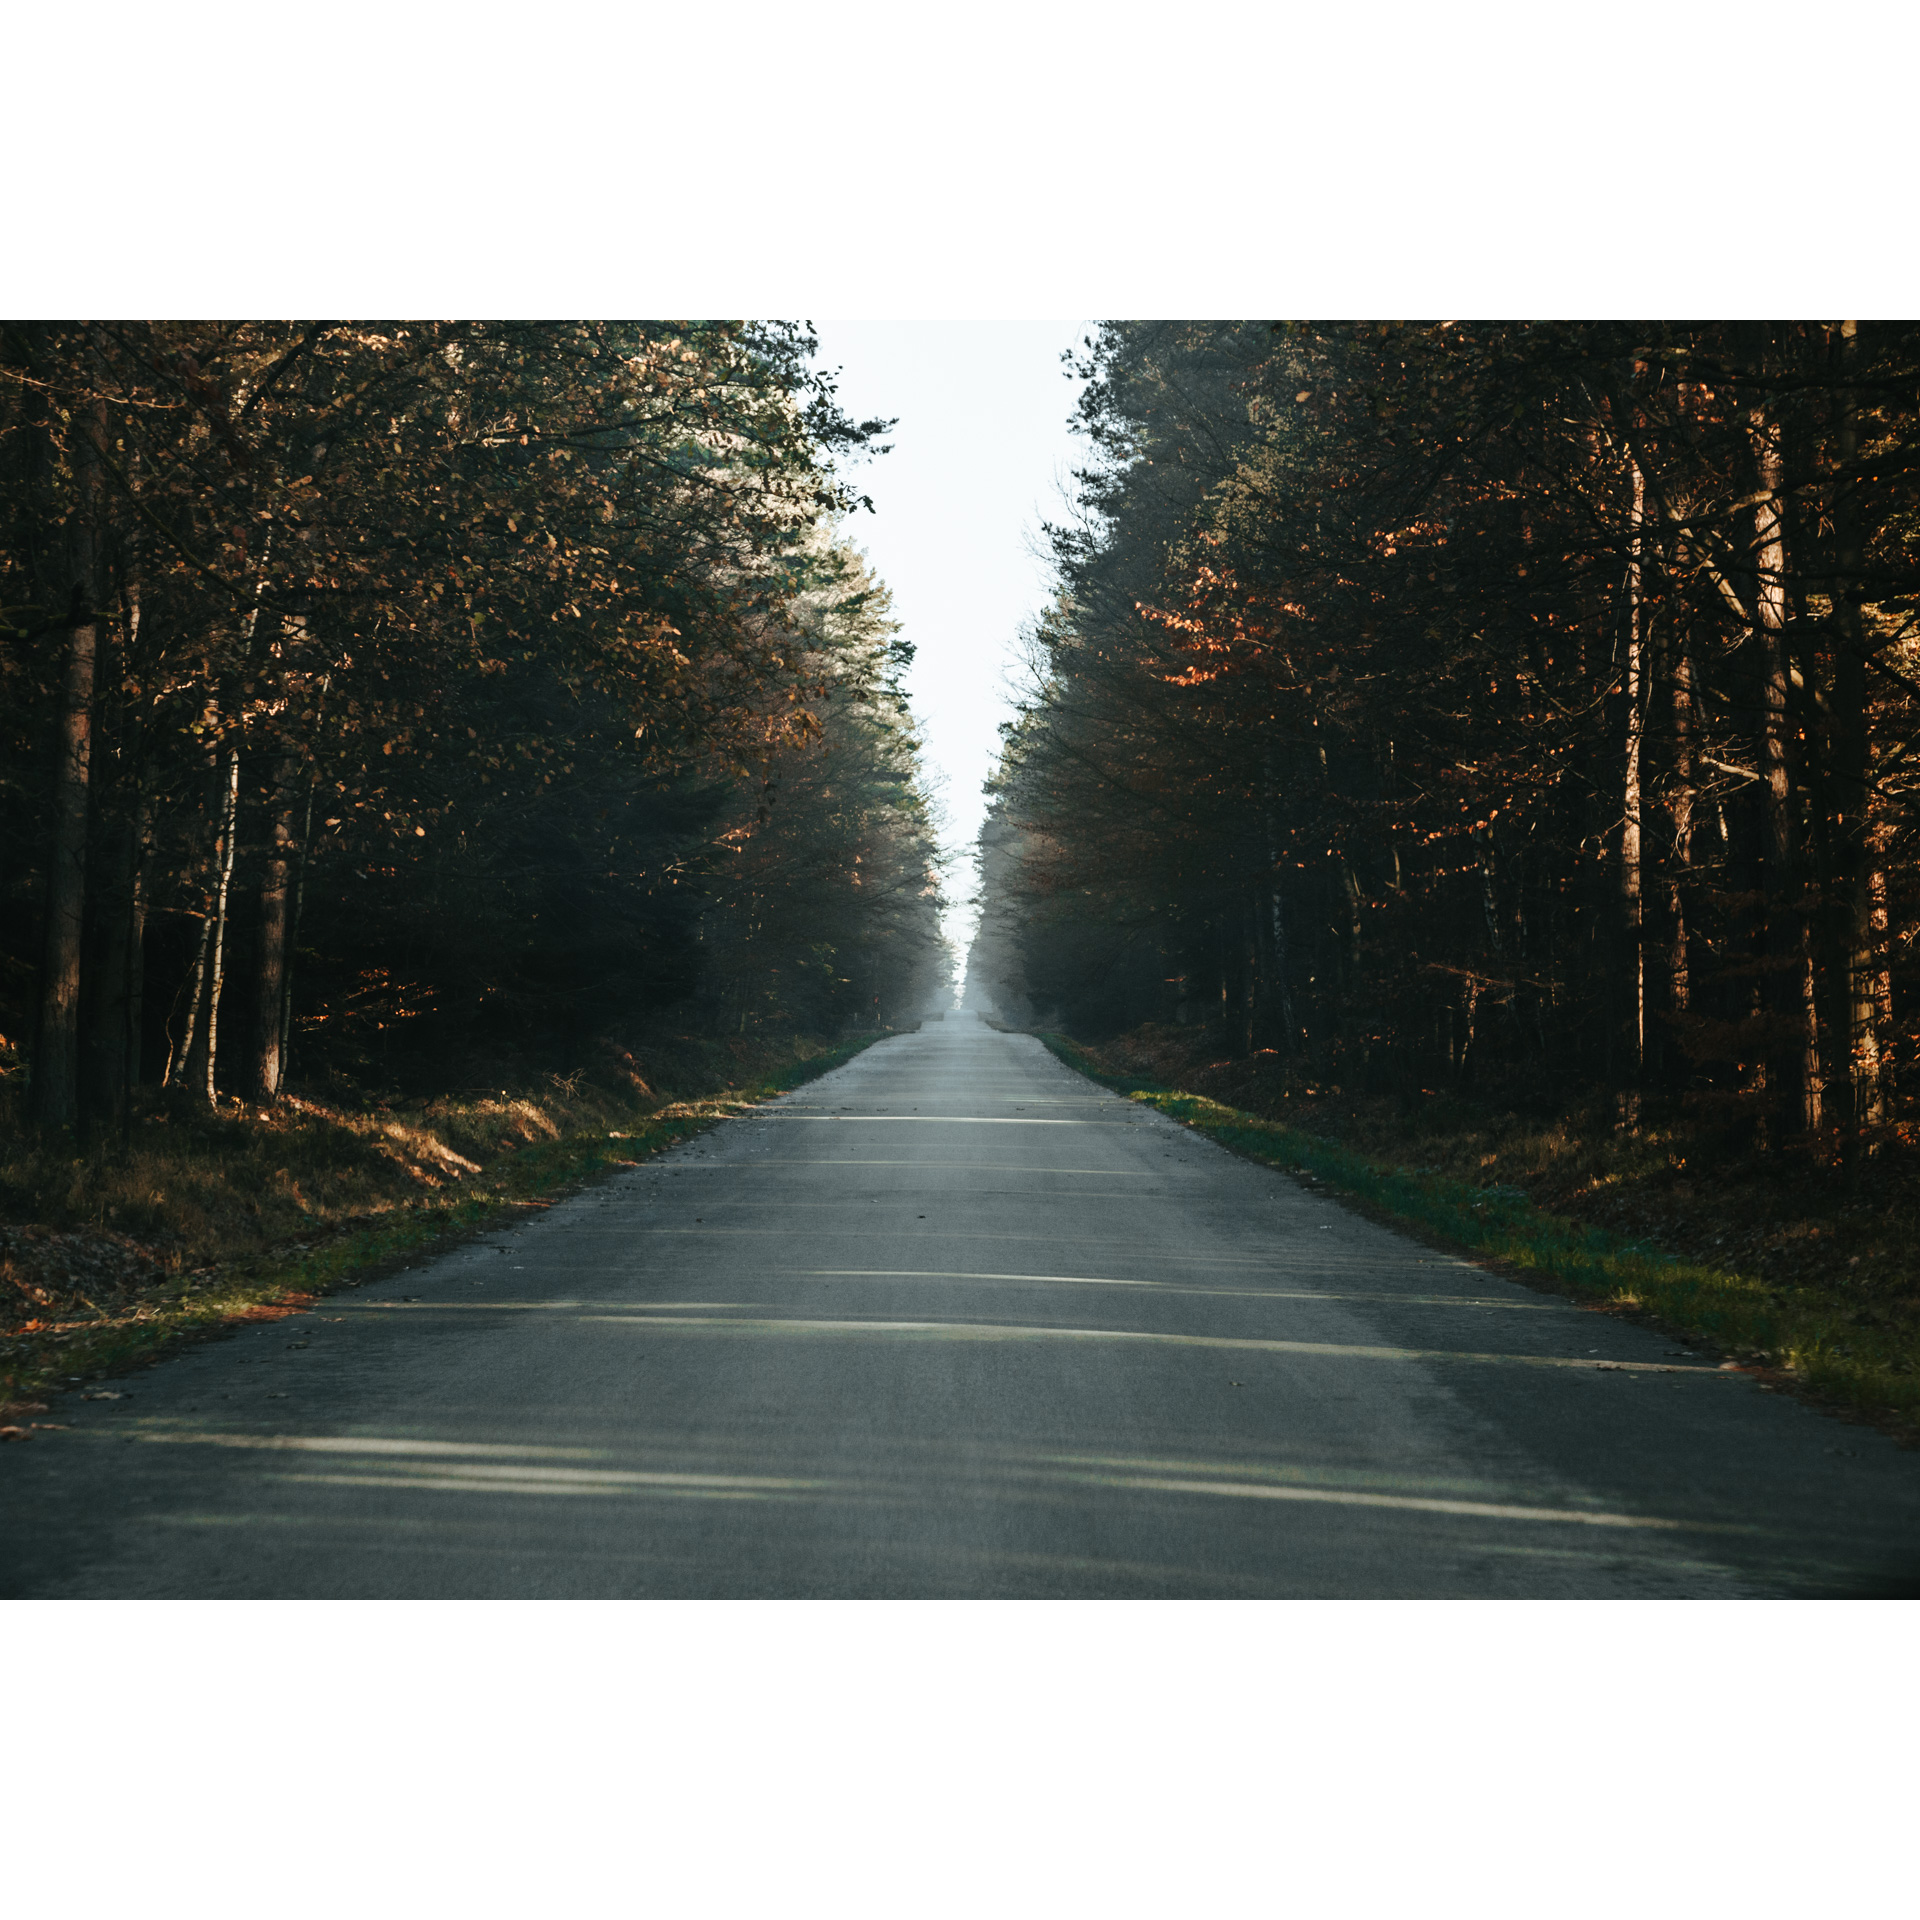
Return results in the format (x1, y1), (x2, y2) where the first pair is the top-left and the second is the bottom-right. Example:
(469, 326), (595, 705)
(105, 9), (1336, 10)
(0, 321), (949, 1140)
(970, 322), (1920, 1160)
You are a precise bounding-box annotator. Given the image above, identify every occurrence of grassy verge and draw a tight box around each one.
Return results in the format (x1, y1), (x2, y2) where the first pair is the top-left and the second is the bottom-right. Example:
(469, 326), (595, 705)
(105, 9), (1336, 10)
(0, 1029), (889, 1423)
(1039, 1030), (1920, 1440)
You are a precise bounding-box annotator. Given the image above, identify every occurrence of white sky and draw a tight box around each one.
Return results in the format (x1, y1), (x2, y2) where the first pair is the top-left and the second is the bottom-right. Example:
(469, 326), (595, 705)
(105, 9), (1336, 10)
(812, 321), (1092, 960)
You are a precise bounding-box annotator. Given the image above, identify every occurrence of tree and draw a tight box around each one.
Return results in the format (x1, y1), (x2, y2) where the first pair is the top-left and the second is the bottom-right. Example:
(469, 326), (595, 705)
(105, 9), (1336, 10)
(1, 321), (940, 1129)
(972, 321), (1920, 1155)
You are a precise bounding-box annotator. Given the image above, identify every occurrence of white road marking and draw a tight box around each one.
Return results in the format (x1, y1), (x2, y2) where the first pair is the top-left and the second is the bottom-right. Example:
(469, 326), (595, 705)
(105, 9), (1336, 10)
(1070, 1474), (1697, 1530)
(639, 1161), (1204, 1174)
(793, 1270), (1556, 1308)
(575, 1314), (1725, 1372)
(144, 1433), (1719, 1537)
(142, 1432), (602, 1459)
(766, 1115), (1128, 1126)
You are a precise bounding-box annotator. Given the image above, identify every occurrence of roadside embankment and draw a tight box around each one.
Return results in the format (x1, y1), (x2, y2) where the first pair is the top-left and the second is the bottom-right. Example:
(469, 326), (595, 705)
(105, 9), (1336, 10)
(0, 1029), (890, 1423)
(1040, 1026), (1920, 1441)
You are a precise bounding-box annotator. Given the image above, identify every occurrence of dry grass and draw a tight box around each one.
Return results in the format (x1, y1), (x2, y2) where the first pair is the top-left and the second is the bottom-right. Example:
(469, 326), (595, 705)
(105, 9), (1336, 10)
(1047, 1025), (1920, 1441)
(0, 1028), (885, 1420)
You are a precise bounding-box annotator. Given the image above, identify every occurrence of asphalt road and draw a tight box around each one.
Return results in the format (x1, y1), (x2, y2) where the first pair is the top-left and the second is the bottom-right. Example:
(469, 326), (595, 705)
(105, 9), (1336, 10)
(5, 1010), (1918, 1597)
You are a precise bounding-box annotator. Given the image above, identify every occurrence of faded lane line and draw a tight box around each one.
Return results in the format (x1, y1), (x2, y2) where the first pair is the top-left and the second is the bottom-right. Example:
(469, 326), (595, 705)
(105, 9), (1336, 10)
(335, 1241), (1470, 1278)
(567, 1229), (1404, 1261)
(138, 1433), (814, 1492)
(269, 1473), (799, 1501)
(634, 1162), (1207, 1175)
(259, 1471), (1690, 1534)
(140, 1433), (606, 1459)
(792, 1270), (1556, 1309)
(575, 1314), (1726, 1373)
(466, 1243), (1496, 1284)
(507, 1234), (1489, 1269)
(173, 1435), (1722, 1535)
(1070, 1474), (1701, 1531)
(333, 1299), (754, 1312)
(281, 1461), (820, 1491)
(763, 1115), (1132, 1127)
(335, 1300), (591, 1313)
(779, 1100), (1116, 1109)
(330, 1280), (1515, 1304)
(621, 1193), (1209, 1206)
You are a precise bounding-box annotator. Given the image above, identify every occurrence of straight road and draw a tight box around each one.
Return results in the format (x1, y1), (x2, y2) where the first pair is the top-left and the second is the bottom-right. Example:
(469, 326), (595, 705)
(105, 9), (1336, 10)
(5, 1010), (1918, 1597)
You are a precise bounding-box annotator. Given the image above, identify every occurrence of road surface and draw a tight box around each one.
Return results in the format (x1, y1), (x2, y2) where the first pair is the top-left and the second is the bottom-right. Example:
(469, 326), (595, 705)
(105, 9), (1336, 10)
(5, 1010), (1917, 1596)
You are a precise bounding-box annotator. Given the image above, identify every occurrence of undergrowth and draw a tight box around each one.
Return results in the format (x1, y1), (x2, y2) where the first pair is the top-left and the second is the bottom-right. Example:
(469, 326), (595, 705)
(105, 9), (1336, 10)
(0, 1028), (888, 1419)
(1040, 1029), (1920, 1440)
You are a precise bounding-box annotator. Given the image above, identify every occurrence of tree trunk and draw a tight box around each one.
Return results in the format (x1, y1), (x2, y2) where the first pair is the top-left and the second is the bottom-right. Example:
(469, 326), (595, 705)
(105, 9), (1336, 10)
(251, 591), (308, 1101)
(79, 576), (153, 1138)
(27, 399), (104, 1132)
(123, 782), (153, 1147)
(167, 908), (213, 1089)
(1830, 321), (1887, 1147)
(278, 781), (314, 1084)
(199, 531), (274, 1106)
(1749, 396), (1819, 1135)
(1668, 642), (1695, 1021)
(78, 771), (139, 1136)
(250, 763), (299, 1100)
(1868, 841), (1893, 1102)
(166, 695), (227, 1091)
(201, 747), (241, 1106)
(1621, 457), (1648, 1102)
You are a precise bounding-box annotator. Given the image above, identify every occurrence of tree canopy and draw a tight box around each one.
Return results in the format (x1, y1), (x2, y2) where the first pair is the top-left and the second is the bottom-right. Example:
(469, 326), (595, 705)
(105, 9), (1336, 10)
(1, 321), (947, 1131)
(971, 321), (1920, 1153)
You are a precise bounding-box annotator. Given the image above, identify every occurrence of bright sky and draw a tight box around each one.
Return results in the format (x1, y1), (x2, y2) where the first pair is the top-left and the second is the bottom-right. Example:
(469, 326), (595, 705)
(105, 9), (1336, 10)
(812, 321), (1092, 963)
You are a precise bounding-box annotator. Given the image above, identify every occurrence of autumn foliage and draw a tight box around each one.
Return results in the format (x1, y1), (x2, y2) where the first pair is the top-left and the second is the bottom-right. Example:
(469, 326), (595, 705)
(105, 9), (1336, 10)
(972, 322), (1920, 1155)
(0, 321), (947, 1133)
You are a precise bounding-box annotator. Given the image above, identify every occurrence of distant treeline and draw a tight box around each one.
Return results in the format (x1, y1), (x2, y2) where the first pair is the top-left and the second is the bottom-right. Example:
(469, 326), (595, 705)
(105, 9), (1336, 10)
(970, 322), (1920, 1150)
(1, 321), (947, 1133)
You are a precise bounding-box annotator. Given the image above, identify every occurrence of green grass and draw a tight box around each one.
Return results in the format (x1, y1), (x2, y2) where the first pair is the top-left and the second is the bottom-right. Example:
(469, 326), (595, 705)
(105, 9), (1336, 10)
(1039, 1032), (1920, 1436)
(0, 1031), (886, 1418)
